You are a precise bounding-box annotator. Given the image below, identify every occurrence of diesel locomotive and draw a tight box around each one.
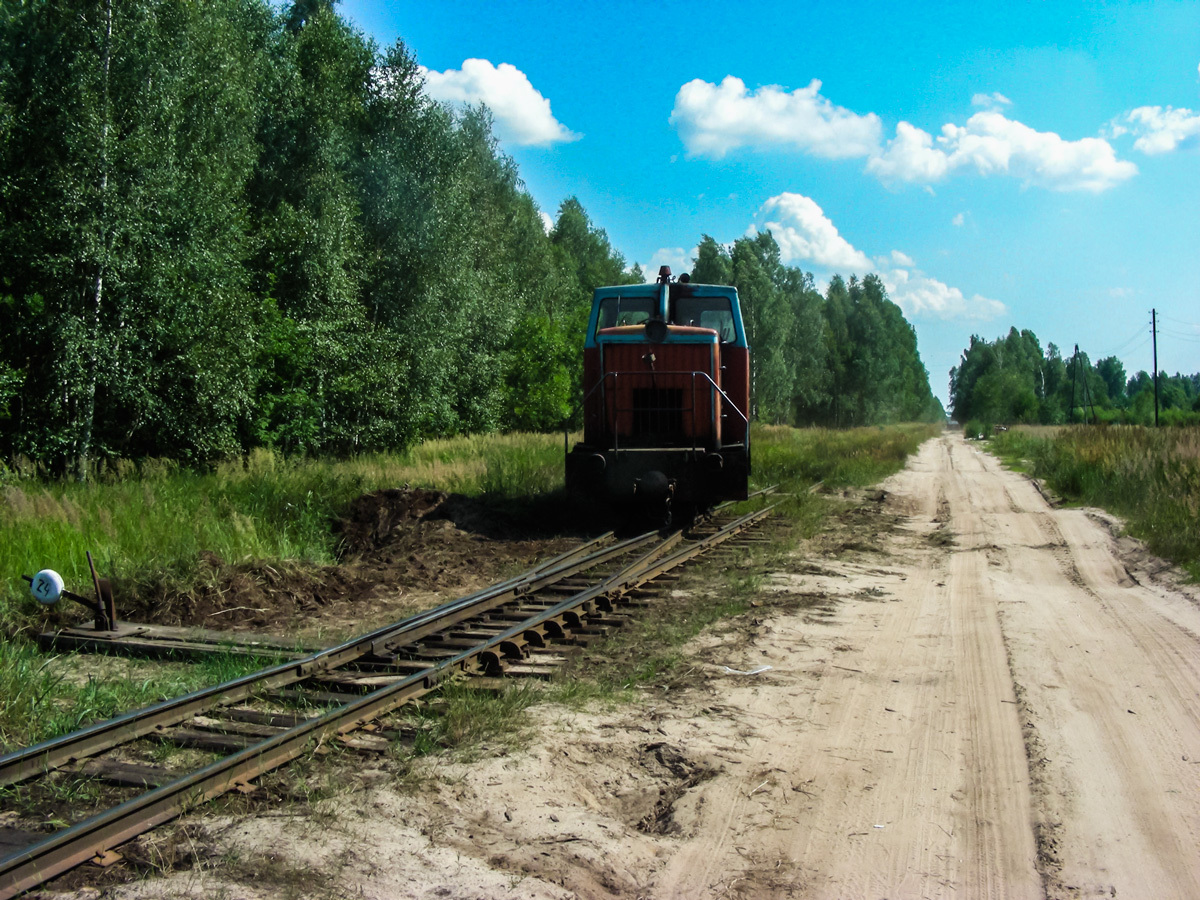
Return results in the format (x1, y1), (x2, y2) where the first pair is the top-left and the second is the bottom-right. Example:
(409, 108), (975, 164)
(565, 266), (750, 523)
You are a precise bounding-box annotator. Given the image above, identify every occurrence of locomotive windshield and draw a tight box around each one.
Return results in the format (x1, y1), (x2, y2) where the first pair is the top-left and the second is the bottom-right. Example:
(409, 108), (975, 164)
(596, 296), (656, 329)
(671, 296), (735, 342)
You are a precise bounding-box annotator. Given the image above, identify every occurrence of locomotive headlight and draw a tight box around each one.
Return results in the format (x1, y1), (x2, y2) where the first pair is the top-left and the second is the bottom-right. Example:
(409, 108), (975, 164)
(644, 318), (668, 343)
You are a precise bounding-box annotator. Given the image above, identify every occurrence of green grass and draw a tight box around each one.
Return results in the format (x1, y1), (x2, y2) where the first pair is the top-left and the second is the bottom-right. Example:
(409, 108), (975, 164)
(752, 423), (940, 511)
(0, 642), (270, 752)
(990, 425), (1200, 577)
(0, 434), (567, 627)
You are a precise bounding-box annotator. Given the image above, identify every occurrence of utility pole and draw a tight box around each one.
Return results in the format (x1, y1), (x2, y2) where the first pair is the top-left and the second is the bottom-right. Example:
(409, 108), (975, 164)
(1151, 309), (1159, 427)
(1075, 348), (1084, 427)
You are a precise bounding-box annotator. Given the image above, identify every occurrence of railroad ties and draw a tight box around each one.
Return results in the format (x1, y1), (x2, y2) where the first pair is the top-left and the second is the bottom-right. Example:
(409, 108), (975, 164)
(0, 504), (774, 898)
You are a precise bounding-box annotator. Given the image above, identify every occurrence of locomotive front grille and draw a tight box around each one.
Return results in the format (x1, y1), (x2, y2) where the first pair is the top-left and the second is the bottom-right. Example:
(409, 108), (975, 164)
(631, 387), (685, 441)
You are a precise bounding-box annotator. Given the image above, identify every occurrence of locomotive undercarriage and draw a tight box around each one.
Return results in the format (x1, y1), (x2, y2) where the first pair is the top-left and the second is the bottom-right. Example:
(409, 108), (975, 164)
(566, 442), (749, 525)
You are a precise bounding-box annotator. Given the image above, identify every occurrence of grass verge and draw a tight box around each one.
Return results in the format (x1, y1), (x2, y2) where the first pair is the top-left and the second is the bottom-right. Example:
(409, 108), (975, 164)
(1, 433), (565, 626)
(990, 425), (1200, 578)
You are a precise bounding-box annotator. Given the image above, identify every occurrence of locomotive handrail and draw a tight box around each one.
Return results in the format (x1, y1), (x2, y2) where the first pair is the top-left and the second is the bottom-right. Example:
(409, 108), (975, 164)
(580, 369), (748, 453)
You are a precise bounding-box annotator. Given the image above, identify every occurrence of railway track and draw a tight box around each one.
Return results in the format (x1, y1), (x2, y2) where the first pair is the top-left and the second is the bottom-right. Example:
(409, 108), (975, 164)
(0, 502), (774, 897)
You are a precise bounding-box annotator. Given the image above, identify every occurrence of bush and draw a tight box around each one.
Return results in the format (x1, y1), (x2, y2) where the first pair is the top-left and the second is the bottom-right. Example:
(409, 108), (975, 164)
(963, 420), (991, 440)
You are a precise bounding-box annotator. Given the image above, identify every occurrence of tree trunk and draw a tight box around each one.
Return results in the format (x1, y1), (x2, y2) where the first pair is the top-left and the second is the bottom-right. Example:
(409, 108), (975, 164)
(75, 0), (113, 482)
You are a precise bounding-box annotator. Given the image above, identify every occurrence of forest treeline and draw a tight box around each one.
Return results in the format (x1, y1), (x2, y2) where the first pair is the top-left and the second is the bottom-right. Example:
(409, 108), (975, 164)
(0, 0), (940, 478)
(951, 328), (1200, 426)
(692, 236), (941, 427)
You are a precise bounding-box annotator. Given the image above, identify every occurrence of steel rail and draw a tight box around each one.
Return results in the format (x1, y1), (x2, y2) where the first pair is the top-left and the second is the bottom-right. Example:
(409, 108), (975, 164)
(710, 484), (778, 514)
(0, 508), (771, 898)
(0, 529), (657, 787)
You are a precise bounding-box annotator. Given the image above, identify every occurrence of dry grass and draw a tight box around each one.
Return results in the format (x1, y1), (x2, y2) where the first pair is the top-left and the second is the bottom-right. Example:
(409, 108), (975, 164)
(991, 425), (1200, 575)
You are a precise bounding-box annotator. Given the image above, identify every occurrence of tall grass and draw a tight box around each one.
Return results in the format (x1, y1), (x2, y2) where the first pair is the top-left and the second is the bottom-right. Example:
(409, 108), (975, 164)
(752, 423), (941, 490)
(0, 434), (567, 626)
(991, 425), (1200, 574)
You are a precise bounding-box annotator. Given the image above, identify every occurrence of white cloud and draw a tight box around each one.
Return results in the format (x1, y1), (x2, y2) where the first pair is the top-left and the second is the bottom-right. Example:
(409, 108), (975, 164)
(883, 269), (1007, 321)
(865, 121), (951, 183)
(669, 76), (882, 159)
(751, 193), (872, 272)
(420, 59), (579, 146)
(750, 192), (1005, 322)
(952, 212), (965, 226)
(670, 75), (1135, 192)
(648, 247), (695, 279)
(1120, 105), (1200, 154)
(971, 91), (1012, 108)
(868, 111), (1137, 192)
(538, 210), (554, 234)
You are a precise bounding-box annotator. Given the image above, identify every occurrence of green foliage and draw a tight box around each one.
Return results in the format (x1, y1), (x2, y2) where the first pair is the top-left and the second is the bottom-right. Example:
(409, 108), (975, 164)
(0, 0), (941, 475)
(951, 329), (1199, 427)
(0, 2), (633, 473)
(692, 238), (940, 427)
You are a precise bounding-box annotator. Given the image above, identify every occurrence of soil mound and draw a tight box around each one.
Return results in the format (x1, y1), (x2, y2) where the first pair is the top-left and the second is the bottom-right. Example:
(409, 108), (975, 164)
(91, 488), (583, 636)
(334, 487), (453, 557)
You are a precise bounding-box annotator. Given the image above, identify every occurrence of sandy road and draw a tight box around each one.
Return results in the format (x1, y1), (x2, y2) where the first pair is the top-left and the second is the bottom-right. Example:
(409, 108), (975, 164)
(652, 432), (1200, 899)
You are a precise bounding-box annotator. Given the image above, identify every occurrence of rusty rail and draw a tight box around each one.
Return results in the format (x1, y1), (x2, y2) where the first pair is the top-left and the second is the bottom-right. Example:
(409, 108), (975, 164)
(0, 530), (647, 788)
(0, 506), (773, 898)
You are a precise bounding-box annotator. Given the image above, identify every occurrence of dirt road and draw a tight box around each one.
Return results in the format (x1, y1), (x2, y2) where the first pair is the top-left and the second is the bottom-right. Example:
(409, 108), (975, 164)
(643, 430), (1200, 899)
(107, 433), (1200, 899)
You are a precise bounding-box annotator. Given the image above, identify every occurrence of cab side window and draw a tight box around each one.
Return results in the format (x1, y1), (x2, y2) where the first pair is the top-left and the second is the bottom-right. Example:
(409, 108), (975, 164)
(597, 297), (655, 330)
(672, 297), (735, 341)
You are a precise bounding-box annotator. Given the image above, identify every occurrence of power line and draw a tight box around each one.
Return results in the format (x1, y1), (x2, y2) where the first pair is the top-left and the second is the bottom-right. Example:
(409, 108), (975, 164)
(1160, 329), (1200, 343)
(1104, 322), (1153, 356)
(1159, 312), (1200, 328)
(1112, 334), (1153, 360)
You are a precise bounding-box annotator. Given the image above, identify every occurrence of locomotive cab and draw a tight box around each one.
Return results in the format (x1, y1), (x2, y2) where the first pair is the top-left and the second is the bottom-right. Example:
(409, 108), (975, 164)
(566, 267), (750, 521)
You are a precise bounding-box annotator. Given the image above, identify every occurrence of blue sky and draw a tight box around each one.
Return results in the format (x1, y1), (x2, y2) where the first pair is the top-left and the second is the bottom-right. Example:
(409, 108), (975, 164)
(340, 0), (1200, 405)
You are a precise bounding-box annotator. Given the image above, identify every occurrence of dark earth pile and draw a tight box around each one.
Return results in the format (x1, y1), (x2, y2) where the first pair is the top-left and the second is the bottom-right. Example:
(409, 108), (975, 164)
(81, 489), (586, 634)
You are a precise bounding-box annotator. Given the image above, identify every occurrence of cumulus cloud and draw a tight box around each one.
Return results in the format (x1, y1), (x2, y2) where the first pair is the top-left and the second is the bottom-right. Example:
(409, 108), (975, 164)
(420, 59), (579, 146)
(883, 269), (1007, 320)
(864, 121), (951, 183)
(750, 193), (1005, 321)
(868, 111), (1137, 192)
(670, 76), (882, 159)
(952, 212), (965, 226)
(751, 193), (872, 272)
(670, 76), (1135, 192)
(1119, 105), (1200, 154)
(538, 210), (554, 234)
(972, 91), (1012, 108)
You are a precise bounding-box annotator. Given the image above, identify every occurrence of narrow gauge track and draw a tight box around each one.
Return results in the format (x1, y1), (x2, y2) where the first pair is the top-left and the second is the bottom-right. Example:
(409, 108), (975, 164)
(0, 503), (774, 897)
